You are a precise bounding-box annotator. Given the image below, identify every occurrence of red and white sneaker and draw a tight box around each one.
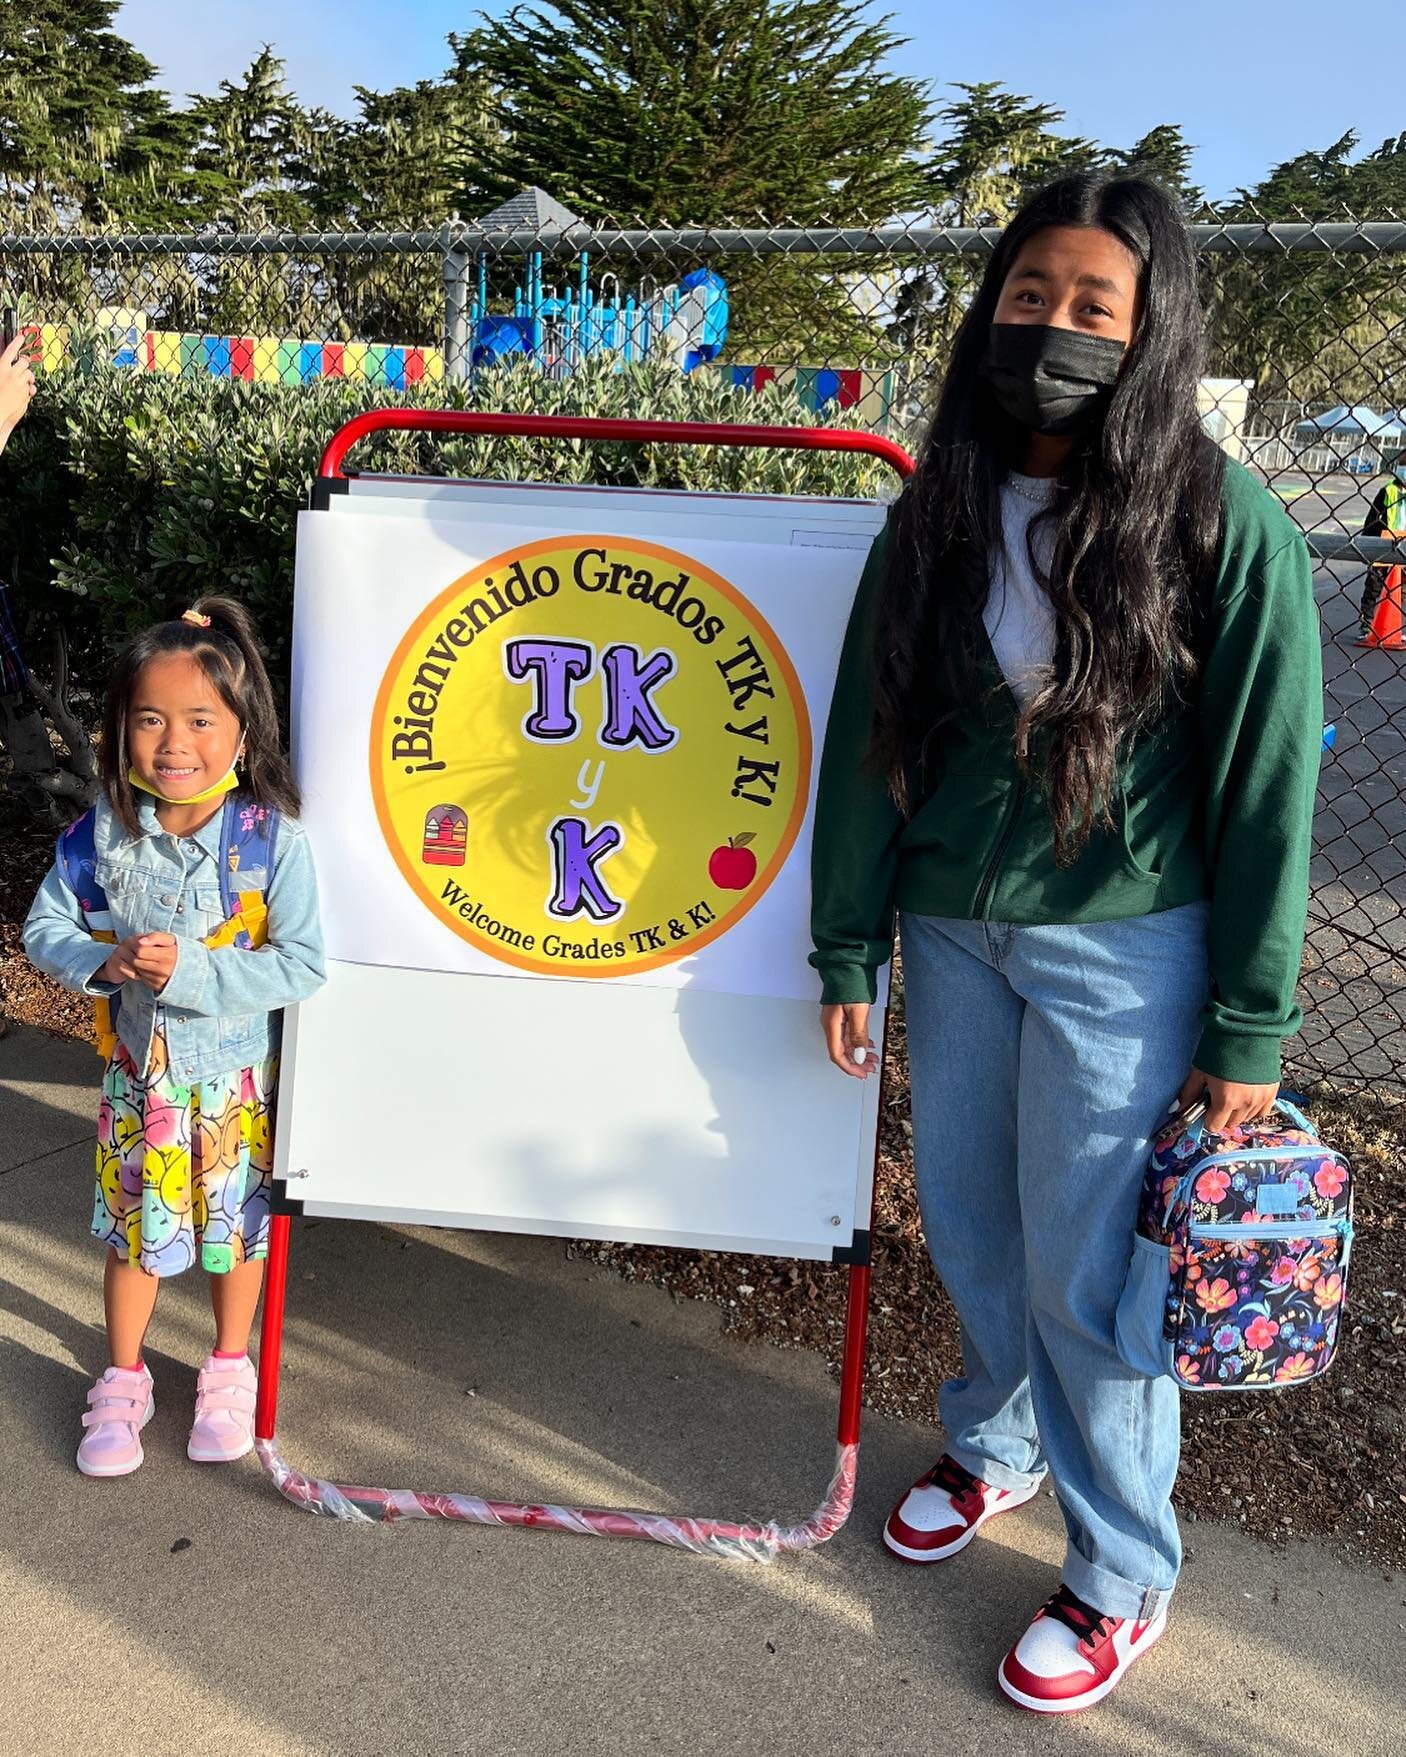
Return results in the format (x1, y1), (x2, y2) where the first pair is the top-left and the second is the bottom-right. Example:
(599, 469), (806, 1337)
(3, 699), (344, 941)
(998, 1584), (1167, 1714)
(883, 1452), (1041, 1564)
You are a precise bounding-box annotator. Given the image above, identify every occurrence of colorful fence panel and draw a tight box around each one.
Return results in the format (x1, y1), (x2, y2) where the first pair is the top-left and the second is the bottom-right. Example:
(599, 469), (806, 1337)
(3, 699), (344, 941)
(23, 323), (449, 389)
(717, 364), (893, 430)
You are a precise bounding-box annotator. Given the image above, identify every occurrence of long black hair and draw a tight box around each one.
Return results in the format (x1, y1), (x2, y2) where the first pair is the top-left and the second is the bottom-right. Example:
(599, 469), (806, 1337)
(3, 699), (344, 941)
(873, 171), (1225, 860)
(101, 595), (300, 835)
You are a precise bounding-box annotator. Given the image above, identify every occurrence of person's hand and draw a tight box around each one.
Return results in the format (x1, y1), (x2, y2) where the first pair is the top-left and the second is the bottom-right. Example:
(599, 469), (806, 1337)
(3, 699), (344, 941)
(822, 1002), (876, 1078)
(1176, 1066), (1279, 1135)
(0, 330), (37, 450)
(130, 933), (179, 993)
(100, 936), (145, 986)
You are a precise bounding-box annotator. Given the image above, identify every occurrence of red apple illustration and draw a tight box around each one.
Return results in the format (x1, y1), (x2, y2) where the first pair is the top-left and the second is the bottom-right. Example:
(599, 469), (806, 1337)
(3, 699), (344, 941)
(709, 832), (758, 890)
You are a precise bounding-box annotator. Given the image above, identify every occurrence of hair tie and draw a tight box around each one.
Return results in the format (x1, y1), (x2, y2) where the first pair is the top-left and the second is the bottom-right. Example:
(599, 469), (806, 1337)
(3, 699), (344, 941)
(181, 608), (212, 628)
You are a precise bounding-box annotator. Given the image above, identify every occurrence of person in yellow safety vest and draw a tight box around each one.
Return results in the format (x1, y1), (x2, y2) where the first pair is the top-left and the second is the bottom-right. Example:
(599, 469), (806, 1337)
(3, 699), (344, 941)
(1361, 447), (1406, 633)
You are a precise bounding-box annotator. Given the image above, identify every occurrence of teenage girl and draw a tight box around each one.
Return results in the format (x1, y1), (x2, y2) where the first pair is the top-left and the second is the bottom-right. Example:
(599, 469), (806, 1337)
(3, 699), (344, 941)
(810, 173), (1320, 1713)
(25, 598), (324, 1477)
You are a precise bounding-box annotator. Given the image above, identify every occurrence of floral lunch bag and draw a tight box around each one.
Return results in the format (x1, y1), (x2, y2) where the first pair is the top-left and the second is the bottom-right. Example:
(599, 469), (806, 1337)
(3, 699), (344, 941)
(1115, 1098), (1353, 1392)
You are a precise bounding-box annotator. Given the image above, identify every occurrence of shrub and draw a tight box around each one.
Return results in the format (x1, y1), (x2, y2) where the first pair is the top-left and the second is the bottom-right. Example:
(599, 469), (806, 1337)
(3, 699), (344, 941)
(0, 355), (899, 697)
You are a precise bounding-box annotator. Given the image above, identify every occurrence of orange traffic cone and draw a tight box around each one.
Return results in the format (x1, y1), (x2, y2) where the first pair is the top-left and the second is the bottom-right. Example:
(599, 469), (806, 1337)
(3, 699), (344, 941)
(1360, 564), (1406, 650)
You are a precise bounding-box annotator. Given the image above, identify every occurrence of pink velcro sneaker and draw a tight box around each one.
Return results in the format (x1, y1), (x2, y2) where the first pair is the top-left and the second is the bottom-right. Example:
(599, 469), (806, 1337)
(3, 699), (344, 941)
(187, 1354), (257, 1463)
(76, 1365), (155, 1478)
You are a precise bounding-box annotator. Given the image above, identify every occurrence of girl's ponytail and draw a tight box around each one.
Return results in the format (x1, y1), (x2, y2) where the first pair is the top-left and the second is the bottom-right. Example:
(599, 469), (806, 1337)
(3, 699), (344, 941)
(187, 594), (263, 658)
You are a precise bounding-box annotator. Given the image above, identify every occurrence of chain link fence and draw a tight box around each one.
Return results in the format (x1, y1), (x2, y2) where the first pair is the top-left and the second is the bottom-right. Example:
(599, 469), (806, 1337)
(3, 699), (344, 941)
(2, 210), (1403, 1089)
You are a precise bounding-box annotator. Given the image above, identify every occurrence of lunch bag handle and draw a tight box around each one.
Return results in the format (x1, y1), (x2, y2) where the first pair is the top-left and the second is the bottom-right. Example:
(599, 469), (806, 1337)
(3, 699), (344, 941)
(1171, 1094), (1315, 1149)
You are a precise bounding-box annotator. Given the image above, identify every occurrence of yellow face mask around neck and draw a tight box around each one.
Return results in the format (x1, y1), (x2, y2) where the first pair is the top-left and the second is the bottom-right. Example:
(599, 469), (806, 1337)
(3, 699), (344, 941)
(129, 765), (240, 807)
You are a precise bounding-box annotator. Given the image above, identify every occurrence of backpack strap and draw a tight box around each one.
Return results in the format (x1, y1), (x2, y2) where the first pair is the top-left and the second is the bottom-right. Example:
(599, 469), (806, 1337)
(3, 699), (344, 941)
(207, 795), (279, 951)
(56, 807), (109, 925)
(55, 807), (119, 1059)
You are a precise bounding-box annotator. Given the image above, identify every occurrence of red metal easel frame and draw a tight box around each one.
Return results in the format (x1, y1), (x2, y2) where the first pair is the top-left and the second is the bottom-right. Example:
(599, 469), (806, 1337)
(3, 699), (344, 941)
(253, 410), (914, 1557)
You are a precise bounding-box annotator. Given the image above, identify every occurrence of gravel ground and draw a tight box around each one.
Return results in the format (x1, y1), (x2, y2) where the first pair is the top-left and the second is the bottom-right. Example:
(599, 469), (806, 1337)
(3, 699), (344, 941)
(4, 800), (1403, 1571)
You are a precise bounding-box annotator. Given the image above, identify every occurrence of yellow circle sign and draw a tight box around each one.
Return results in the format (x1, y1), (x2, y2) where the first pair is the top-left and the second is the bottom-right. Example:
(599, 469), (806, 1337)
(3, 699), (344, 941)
(370, 535), (811, 977)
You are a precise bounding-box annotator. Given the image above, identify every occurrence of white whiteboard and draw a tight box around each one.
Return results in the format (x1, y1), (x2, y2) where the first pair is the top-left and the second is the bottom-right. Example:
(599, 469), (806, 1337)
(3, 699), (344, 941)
(273, 475), (888, 1260)
(278, 962), (880, 1258)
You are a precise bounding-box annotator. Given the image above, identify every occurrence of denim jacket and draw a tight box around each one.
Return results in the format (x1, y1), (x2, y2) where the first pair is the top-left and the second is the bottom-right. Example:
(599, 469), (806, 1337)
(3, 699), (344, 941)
(24, 794), (325, 1084)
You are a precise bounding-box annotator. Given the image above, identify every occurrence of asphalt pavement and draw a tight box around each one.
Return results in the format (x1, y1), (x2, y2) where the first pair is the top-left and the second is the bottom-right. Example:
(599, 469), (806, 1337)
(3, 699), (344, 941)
(2, 1022), (1404, 1757)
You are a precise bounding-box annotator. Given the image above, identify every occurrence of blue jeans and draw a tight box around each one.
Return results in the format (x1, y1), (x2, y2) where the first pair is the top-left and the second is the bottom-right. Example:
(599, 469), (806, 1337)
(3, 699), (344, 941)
(900, 905), (1210, 1621)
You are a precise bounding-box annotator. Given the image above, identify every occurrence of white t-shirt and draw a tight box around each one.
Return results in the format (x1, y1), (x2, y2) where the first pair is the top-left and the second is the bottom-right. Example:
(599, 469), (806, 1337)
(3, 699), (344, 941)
(983, 471), (1058, 709)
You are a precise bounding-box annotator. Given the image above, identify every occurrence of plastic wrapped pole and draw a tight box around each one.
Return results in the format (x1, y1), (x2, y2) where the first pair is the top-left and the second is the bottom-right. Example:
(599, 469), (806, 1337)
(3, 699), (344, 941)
(254, 1434), (859, 1563)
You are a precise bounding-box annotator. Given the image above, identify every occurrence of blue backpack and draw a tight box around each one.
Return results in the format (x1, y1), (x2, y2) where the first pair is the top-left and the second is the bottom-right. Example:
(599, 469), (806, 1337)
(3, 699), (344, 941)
(1116, 1098), (1353, 1392)
(57, 795), (280, 1059)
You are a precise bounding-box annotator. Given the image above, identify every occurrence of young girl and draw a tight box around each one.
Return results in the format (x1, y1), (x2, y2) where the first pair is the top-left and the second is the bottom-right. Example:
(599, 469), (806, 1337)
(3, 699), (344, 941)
(811, 173), (1320, 1714)
(25, 597), (324, 1478)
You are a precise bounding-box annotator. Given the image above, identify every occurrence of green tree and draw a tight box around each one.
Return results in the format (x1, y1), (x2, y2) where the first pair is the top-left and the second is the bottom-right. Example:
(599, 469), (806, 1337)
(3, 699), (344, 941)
(455, 0), (929, 224)
(1105, 124), (1201, 208)
(1206, 132), (1406, 401)
(181, 47), (319, 228)
(0, 1), (198, 337)
(305, 70), (503, 342)
(165, 50), (331, 337)
(924, 82), (1095, 229)
(1233, 130), (1371, 218)
(0, 0), (182, 228)
(334, 74), (499, 226)
(92, 90), (199, 231)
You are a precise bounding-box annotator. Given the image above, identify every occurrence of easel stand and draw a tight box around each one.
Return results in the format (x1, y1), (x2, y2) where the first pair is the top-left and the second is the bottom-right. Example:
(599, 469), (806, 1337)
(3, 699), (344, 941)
(253, 411), (914, 1562)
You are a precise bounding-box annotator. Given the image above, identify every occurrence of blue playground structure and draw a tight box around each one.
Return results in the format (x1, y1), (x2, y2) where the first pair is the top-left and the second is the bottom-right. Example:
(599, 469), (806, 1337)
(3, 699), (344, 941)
(470, 259), (728, 376)
(468, 190), (728, 376)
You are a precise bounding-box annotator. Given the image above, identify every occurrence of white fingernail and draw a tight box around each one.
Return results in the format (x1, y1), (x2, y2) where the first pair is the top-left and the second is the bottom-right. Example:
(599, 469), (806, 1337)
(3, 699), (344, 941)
(854, 1046), (867, 1065)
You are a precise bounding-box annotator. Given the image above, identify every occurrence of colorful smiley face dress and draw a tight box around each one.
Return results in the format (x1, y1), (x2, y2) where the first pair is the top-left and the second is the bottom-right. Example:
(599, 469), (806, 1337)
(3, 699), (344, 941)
(93, 1016), (276, 1277)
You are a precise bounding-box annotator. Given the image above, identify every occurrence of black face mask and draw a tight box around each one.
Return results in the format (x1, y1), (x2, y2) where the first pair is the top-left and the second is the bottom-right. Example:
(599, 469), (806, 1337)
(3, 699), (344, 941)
(979, 322), (1125, 435)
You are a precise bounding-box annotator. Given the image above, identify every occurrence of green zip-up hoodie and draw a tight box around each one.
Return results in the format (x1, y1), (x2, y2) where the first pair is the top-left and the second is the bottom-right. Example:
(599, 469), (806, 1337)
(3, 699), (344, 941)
(809, 458), (1322, 1086)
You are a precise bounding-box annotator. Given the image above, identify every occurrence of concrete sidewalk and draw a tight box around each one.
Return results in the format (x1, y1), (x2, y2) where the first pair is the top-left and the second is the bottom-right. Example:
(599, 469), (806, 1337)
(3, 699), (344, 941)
(1, 1020), (1403, 1757)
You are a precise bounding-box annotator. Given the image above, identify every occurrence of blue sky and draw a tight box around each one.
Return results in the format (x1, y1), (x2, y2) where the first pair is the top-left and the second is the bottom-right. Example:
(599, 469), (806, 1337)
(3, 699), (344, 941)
(115, 0), (1370, 201)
